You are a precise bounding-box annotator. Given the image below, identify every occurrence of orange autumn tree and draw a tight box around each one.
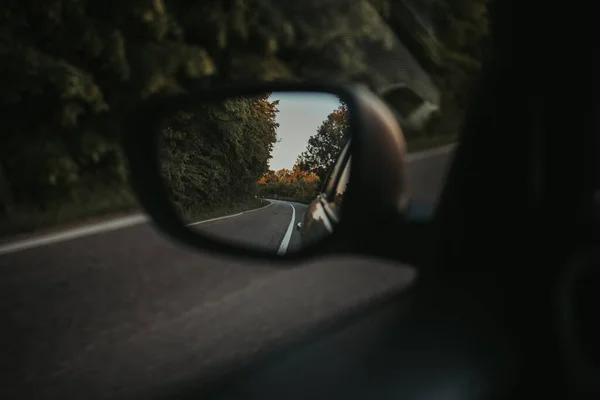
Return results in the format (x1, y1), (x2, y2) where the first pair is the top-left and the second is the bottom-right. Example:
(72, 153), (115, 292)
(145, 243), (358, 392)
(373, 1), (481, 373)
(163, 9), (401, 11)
(258, 166), (320, 185)
(257, 101), (350, 203)
(252, 93), (279, 122)
(257, 165), (321, 203)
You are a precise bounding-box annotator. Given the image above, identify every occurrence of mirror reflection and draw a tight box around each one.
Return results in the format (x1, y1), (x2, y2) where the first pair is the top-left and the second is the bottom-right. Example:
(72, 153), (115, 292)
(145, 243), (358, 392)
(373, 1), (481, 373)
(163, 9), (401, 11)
(157, 91), (351, 254)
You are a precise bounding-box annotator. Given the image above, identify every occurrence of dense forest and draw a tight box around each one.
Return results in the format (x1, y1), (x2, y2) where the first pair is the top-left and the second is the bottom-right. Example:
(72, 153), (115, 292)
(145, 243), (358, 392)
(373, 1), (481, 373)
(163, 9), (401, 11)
(160, 94), (279, 222)
(0, 0), (489, 236)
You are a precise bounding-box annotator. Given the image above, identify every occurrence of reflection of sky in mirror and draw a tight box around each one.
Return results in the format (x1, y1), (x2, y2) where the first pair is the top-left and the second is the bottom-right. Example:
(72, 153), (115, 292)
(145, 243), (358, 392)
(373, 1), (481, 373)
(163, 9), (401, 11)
(269, 92), (341, 171)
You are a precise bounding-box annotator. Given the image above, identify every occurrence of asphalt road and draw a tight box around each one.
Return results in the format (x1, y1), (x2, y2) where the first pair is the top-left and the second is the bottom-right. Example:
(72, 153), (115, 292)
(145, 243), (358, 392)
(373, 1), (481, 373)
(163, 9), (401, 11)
(0, 144), (455, 399)
(190, 199), (307, 254)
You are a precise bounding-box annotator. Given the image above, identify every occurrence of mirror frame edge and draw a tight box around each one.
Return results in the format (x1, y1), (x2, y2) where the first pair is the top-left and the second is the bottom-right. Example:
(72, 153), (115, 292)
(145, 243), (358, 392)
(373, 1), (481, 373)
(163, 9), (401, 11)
(121, 81), (395, 263)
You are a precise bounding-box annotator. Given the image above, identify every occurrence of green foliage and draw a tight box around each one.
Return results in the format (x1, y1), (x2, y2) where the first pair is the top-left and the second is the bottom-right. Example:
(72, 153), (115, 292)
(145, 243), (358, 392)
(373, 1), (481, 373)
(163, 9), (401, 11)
(296, 103), (350, 181)
(0, 0), (489, 235)
(377, 0), (490, 137)
(159, 94), (279, 221)
(0, 0), (217, 223)
(420, 0), (490, 135)
(258, 102), (350, 204)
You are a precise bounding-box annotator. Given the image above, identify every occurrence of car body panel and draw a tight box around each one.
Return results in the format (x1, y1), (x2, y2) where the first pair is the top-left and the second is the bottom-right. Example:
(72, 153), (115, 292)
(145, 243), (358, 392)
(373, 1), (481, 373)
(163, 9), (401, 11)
(299, 146), (435, 249)
(298, 195), (334, 249)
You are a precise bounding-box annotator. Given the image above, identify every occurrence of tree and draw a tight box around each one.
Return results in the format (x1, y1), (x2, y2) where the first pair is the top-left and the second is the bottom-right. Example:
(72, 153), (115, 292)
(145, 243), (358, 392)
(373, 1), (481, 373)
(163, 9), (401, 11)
(418, 0), (490, 135)
(429, 0), (490, 100)
(0, 0), (488, 234)
(295, 103), (350, 181)
(159, 94), (279, 220)
(0, 0), (394, 223)
(256, 166), (320, 202)
(377, 0), (490, 138)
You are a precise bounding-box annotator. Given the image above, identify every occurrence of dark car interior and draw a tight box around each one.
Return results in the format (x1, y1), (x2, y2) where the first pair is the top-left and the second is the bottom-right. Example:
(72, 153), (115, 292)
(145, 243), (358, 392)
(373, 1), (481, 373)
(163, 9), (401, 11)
(119, 0), (600, 399)
(4, 0), (598, 399)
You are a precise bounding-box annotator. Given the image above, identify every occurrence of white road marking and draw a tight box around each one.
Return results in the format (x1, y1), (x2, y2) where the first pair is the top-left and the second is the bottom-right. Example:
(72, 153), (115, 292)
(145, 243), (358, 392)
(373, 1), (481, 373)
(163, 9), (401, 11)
(187, 201), (272, 227)
(187, 213), (244, 226)
(277, 202), (296, 256)
(0, 201), (274, 256)
(0, 214), (150, 256)
(0, 144), (456, 255)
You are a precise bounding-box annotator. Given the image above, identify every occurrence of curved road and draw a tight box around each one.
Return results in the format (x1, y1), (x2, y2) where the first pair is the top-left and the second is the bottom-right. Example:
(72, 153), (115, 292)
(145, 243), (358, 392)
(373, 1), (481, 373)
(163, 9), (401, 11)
(0, 145), (454, 399)
(190, 199), (307, 254)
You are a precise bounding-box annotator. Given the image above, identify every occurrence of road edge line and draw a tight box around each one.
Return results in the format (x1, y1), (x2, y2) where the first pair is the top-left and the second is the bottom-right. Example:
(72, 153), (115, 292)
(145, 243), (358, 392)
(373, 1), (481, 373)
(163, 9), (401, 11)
(0, 142), (455, 255)
(0, 214), (150, 256)
(187, 200), (273, 227)
(277, 203), (296, 256)
(0, 201), (274, 255)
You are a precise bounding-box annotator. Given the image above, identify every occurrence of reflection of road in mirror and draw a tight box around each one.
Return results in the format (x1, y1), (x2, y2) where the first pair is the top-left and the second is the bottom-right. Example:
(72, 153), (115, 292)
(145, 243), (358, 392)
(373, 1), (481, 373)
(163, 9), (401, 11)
(157, 90), (346, 254)
(188, 199), (308, 254)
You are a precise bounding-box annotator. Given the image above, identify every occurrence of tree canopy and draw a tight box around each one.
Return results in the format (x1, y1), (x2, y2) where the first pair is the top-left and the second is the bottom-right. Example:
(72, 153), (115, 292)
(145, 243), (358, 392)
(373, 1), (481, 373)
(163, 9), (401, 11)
(257, 166), (321, 203)
(0, 0), (490, 235)
(160, 94), (279, 221)
(380, 0), (490, 138)
(295, 103), (350, 182)
(257, 101), (350, 203)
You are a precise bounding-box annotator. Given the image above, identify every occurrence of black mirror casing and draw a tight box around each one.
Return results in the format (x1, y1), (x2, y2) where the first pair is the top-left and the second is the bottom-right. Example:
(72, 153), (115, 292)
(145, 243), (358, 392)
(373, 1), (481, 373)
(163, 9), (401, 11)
(122, 81), (410, 263)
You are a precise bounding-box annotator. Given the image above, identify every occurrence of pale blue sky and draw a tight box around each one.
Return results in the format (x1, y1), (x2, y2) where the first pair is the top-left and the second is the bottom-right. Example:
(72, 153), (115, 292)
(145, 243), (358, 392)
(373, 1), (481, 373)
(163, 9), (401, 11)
(269, 92), (341, 171)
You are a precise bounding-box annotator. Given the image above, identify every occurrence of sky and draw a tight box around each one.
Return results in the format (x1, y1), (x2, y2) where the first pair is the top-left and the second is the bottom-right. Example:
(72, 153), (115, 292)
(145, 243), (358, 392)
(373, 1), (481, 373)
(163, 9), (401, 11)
(268, 92), (342, 171)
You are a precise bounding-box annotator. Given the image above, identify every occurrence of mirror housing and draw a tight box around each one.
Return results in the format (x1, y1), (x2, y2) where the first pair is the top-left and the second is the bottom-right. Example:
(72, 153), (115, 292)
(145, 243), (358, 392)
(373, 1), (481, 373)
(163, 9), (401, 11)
(122, 81), (410, 263)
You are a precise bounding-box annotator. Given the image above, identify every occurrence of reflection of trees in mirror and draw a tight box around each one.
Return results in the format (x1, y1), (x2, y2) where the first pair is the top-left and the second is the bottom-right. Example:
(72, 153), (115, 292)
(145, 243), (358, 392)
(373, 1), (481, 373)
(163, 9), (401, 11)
(257, 102), (348, 204)
(159, 94), (280, 223)
(257, 166), (321, 204)
(0, 0), (490, 238)
(295, 102), (350, 182)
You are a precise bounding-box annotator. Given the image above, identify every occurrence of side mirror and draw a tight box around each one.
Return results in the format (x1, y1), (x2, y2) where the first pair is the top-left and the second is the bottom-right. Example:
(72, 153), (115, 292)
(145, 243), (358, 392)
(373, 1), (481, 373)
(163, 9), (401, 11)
(122, 82), (410, 262)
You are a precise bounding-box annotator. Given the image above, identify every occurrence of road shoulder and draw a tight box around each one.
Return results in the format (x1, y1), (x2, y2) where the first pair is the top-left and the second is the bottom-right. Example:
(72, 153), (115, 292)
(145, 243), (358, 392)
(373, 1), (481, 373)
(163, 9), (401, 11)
(0, 144), (456, 253)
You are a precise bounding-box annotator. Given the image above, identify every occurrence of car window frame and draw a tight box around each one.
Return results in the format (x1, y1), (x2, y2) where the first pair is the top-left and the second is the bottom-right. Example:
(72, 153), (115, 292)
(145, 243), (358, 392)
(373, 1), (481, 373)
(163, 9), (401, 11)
(322, 139), (351, 197)
(325, 156), (351, 219)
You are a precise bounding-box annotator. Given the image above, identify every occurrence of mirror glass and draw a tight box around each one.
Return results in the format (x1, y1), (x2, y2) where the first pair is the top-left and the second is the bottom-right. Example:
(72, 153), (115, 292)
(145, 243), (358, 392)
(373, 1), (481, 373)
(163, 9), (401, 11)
(157, 91), (351, 254)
